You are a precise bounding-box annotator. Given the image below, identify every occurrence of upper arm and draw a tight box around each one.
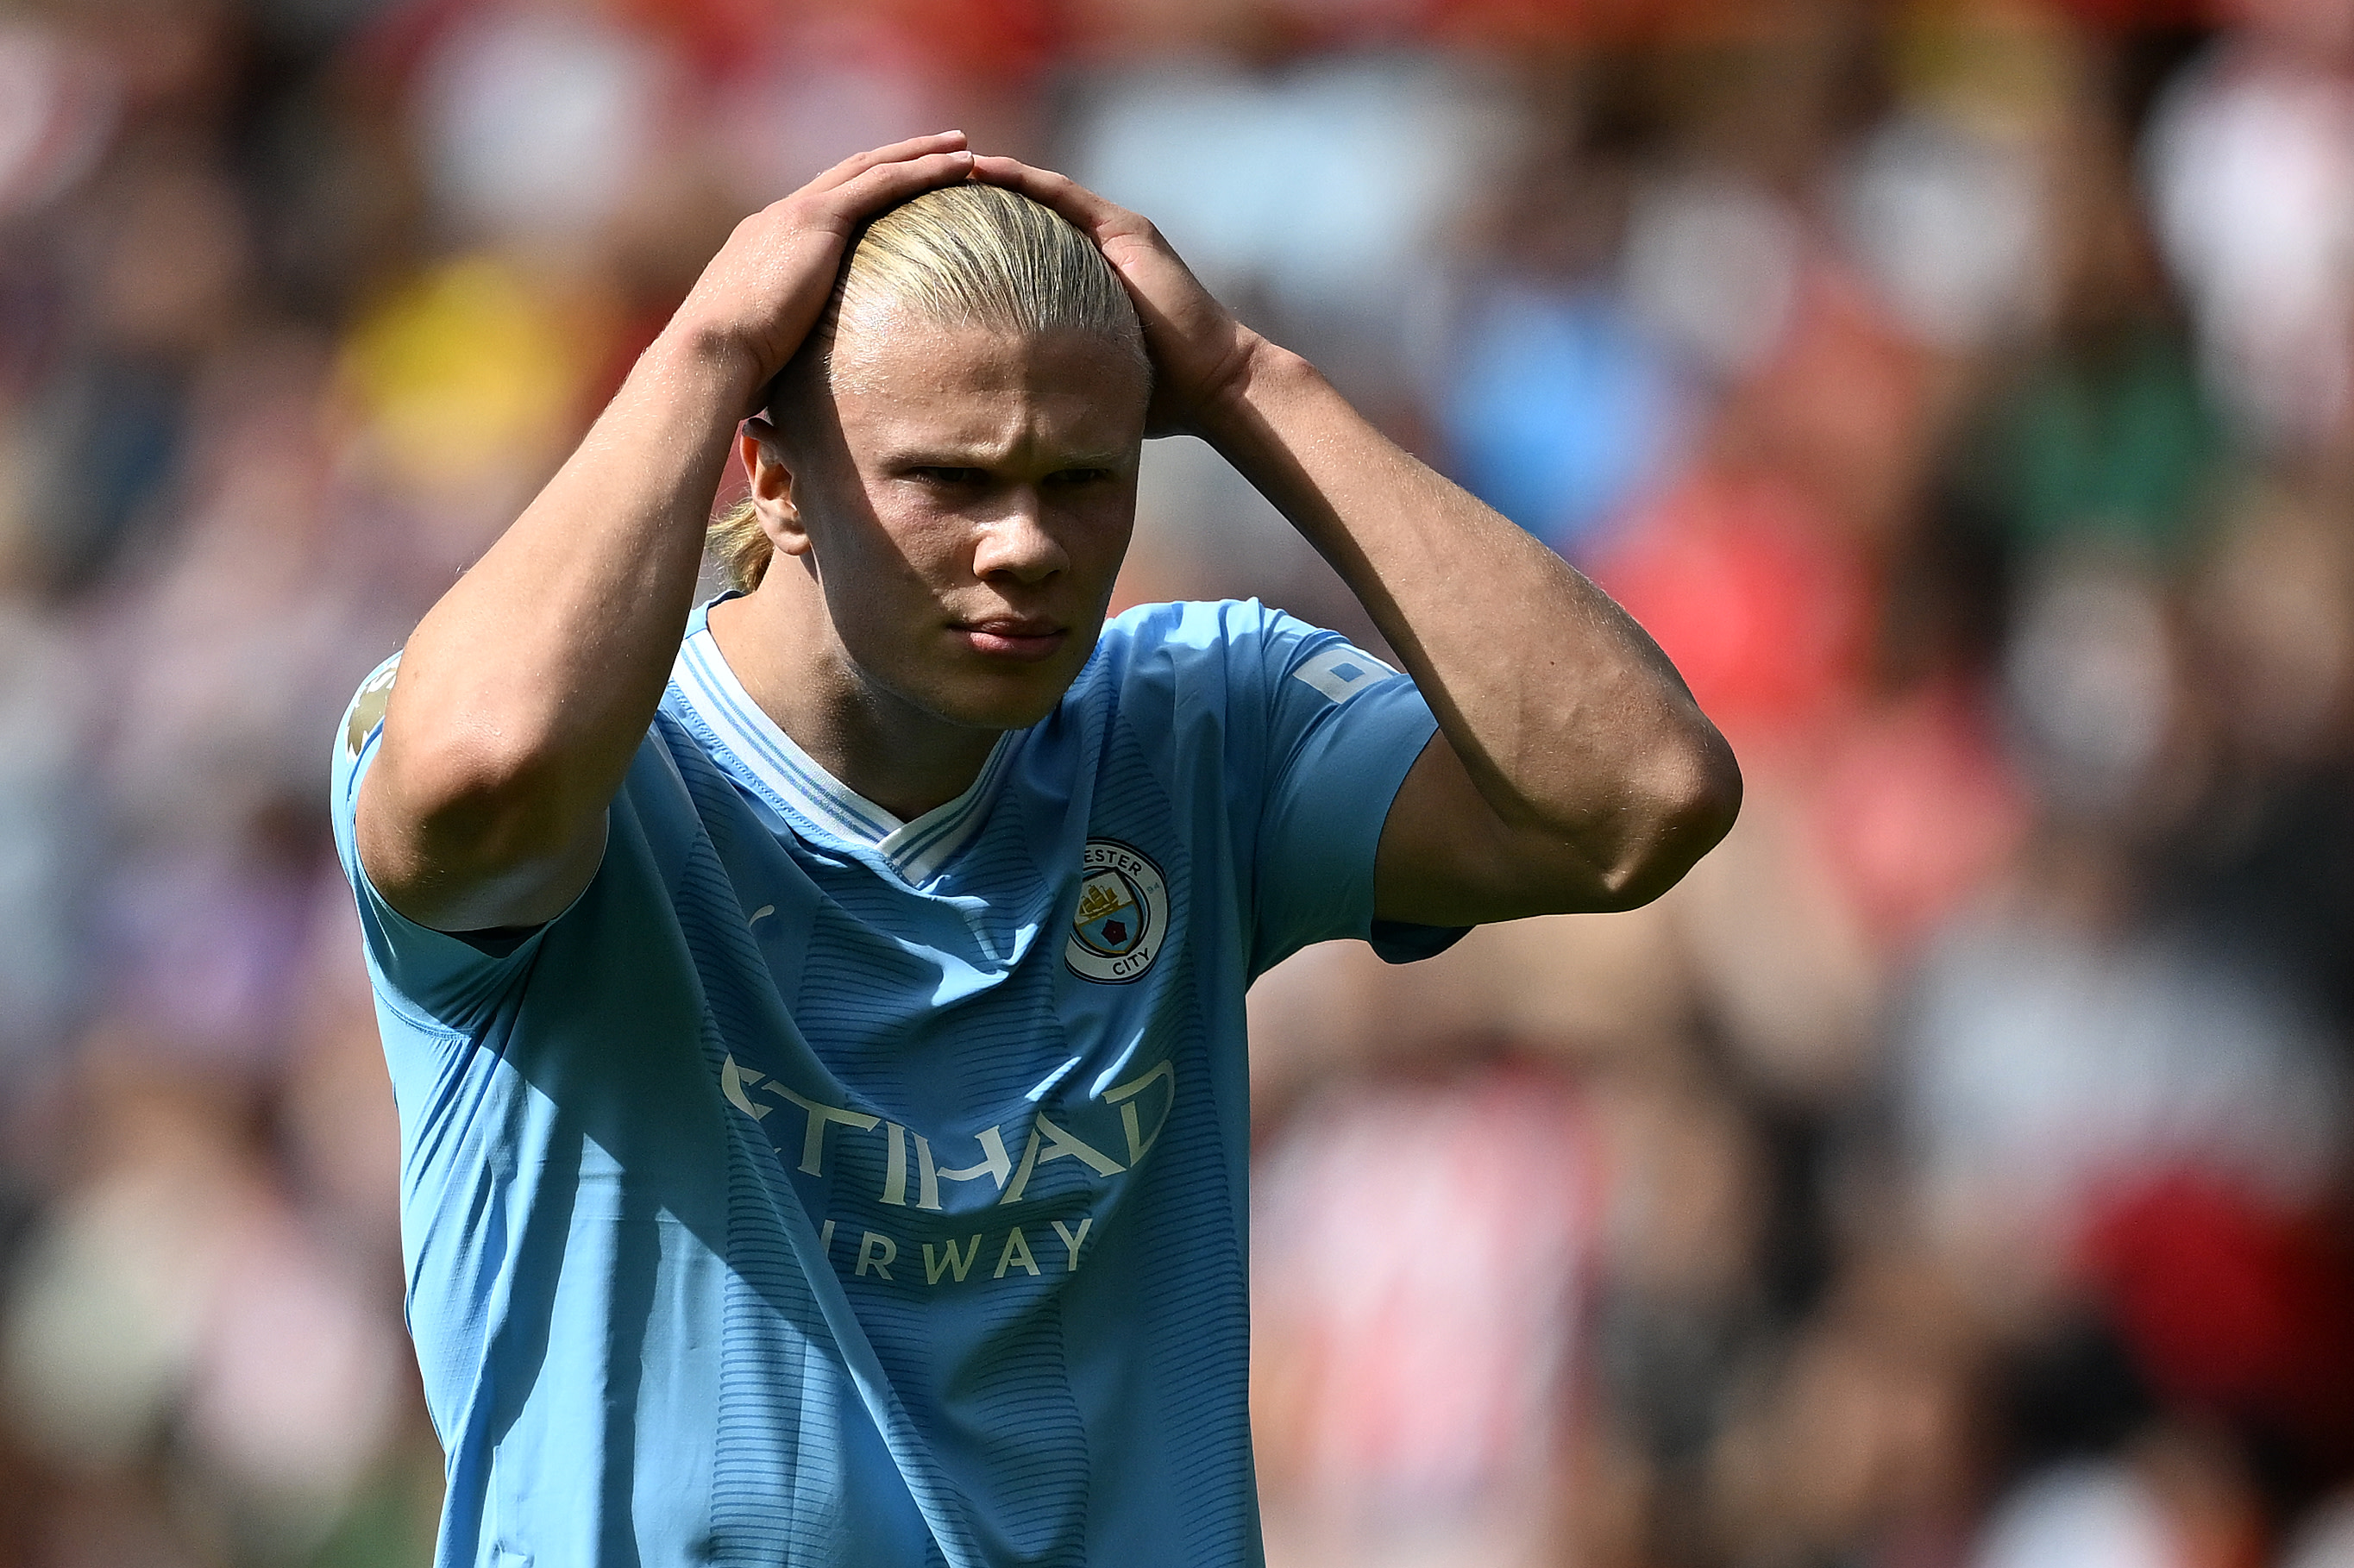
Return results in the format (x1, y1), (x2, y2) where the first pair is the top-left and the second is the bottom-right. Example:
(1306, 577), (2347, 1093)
(346, 658), (610, 936)
(1237, 612), (1466, 971)
(356, 765), (607, 933)
(330, 657), (583, 1029)
(1372, 722), (1741, 927)
(1372, 737), (1611, 926)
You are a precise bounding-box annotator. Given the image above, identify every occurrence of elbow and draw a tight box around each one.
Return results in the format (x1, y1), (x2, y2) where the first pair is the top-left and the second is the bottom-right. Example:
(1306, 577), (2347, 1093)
(1588, 724), (1742, 912)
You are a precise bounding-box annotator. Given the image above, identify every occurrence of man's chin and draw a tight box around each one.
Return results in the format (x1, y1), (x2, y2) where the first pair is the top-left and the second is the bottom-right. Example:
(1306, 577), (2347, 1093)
(934, 678), (1075, 734)
(858, 626), (1101, 735)
(932, 637), (1098, 731)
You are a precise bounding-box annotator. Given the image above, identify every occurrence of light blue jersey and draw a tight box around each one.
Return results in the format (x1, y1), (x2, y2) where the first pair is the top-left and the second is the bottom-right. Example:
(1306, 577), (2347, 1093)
(330, 598), (1462, 1568)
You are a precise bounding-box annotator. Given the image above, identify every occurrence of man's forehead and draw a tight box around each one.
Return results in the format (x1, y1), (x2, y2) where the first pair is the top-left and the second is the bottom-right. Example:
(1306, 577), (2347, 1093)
(828, 321), (1147, 458)
(831, 317), (1145, 396)
(854, 406), (1138, 470)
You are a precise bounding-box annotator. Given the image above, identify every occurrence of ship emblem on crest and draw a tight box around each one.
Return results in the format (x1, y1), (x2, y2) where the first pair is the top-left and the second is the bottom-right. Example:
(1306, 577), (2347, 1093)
(1065, 840), (1170, 983)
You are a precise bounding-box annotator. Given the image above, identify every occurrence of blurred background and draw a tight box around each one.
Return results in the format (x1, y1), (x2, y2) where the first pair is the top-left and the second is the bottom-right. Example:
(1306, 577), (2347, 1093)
(0, 0), (2351, 1564)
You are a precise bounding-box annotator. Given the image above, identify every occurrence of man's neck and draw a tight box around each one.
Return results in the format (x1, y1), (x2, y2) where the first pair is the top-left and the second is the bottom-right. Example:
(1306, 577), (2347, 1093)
(706, 582), (1000, 823)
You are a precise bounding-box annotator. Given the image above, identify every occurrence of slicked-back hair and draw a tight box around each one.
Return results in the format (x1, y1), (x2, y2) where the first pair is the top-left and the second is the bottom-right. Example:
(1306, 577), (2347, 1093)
(707, 183), (1146, 593)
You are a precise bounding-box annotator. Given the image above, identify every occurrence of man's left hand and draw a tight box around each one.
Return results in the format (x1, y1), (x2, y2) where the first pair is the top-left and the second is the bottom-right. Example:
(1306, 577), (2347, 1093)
(970, 155), (1265, 441)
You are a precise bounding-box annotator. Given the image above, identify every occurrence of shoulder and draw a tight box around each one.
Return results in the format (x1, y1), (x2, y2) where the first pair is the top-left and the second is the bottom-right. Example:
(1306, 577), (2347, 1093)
(1094, 597), (1281, 655)
(1065, 600), (1279, 731)
(330, 653), (405, 831)
(1082, 599), (1349, 693)
(1071, 601), (1406, 736)
(337, 652), (403, 771)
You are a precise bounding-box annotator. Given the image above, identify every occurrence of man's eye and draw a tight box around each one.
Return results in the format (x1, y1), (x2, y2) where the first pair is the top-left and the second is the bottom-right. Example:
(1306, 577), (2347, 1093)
(1045, 468), (1112, 486)
(913, 467), (984, 486)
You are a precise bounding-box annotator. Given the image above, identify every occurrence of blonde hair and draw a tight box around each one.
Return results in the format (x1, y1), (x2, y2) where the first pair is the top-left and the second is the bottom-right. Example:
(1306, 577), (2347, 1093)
(707, 183), (1146, 592)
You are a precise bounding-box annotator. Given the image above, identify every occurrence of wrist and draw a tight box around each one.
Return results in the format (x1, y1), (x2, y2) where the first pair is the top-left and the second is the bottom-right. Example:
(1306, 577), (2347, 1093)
(648, 313), (770, 416)
(1189, 336), (1318, 448)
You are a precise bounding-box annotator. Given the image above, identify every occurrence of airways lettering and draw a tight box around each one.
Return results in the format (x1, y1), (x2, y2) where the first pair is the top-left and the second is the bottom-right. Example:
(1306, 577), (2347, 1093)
(822, 1220), (1092, 1289)
(923, 1234), (982, 1284)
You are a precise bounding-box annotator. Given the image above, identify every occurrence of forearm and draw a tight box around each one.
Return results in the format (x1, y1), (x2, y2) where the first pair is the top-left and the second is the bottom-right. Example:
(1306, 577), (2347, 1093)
(1198, 343), (1738, 905)
(353, 135), (982, 929)
(362, 325), (756, 923)
(954, 153), (1736, 912)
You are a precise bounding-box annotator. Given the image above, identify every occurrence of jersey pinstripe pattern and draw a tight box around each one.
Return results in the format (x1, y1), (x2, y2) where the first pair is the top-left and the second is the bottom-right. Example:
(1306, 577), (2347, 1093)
(331, 598), (1462, 1567)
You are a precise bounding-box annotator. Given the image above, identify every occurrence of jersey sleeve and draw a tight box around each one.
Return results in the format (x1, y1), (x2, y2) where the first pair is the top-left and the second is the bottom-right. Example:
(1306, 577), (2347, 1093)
(329, 655), (556, 1036)
(1235, 605), (1472, 976)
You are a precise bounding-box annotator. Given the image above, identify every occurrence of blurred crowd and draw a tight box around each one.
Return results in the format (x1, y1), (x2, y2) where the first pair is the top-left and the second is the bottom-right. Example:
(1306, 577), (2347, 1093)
(0, 0), (2350, 1565)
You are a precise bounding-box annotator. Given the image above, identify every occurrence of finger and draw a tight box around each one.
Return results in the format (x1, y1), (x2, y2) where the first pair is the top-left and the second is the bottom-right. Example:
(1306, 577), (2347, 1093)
(968, 154), (1133, 236)
(809, 130), (969, 194)
(816, 147), (976, 226)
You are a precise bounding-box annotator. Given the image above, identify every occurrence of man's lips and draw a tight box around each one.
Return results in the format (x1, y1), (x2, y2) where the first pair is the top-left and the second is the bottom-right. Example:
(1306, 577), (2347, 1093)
(953, 618), (1068, 662)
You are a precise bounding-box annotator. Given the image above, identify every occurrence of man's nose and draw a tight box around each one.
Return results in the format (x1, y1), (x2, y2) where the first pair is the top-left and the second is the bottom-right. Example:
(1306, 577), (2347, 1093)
(971, 490), (1069, 584)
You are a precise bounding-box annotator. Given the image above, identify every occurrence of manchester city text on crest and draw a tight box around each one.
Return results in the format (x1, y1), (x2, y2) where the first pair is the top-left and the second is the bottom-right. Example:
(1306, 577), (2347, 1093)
(1064, 840), (1170, 983)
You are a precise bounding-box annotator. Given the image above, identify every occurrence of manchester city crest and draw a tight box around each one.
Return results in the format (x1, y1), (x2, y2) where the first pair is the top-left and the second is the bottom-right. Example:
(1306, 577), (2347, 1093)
(1064, 840), (1169, 983)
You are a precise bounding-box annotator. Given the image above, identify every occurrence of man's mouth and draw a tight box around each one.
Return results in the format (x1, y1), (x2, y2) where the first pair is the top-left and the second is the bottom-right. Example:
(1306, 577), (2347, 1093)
(953, 618), (1068, 662)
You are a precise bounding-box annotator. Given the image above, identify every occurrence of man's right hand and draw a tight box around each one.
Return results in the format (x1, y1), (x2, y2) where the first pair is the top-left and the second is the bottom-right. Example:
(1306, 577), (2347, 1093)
(355, 135), (976, 937)
(670, 132), (976, 413)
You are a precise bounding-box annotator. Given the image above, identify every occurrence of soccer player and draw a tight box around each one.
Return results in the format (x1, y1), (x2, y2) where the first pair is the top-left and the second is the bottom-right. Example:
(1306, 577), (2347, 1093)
(333, 134), (1737, 1567)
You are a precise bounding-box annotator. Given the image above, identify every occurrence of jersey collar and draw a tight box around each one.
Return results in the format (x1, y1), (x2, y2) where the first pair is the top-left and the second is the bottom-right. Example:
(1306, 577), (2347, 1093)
(669, 620), (1014, 886)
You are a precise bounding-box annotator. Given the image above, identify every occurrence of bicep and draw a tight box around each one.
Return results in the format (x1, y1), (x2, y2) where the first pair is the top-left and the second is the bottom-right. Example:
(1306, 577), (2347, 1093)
(1372, 736), (1618, 926)
(355, 750), (609, 935)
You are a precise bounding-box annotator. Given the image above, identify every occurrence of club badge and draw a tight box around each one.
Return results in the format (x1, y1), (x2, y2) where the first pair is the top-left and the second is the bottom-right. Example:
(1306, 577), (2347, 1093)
(1065, 840), (1169, 983)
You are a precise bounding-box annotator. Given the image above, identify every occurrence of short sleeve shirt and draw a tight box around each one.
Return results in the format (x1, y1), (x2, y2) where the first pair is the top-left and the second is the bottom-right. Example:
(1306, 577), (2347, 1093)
(331, 599), (1462, 1568)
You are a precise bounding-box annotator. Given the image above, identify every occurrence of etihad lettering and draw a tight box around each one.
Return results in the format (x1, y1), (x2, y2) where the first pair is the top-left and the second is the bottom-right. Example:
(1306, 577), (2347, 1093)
(917, 1125), (1013, 1209)
(999, 1113), (1124, 1205)
(721, 1056), (770, 1121)
(719, 1056), (1177, 1208)
(711, 1059), (1168, 1299)
(881, 1122), (908, 1207)
(1104, 1060), (1175, 1164)
(771, 1085), (879, 1176)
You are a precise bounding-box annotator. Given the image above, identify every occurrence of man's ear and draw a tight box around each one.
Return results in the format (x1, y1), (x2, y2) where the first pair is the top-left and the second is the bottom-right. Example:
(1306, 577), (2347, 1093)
(739, 418), (813, 558)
